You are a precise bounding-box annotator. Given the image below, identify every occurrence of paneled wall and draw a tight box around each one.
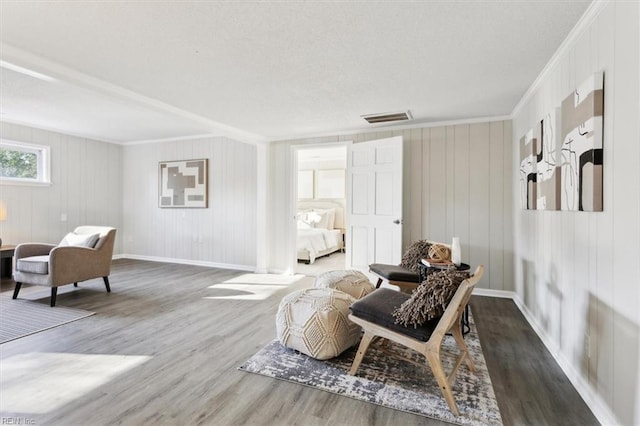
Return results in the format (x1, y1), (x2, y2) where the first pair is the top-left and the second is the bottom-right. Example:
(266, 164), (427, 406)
(0, 122), (123, 251)
(122, 137), (257, 270)
(268, 120), (513, 291)
(511, 2), (640, 424)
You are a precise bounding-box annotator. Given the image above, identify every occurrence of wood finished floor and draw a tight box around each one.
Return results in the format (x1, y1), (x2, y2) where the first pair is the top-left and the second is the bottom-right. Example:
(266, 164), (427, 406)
(0, 259), (599, 426)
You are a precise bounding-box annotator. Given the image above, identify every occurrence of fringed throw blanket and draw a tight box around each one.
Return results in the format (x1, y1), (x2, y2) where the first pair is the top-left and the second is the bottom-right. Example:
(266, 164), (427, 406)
(393, 268), (470, 327)
(399, 240), (432, 273)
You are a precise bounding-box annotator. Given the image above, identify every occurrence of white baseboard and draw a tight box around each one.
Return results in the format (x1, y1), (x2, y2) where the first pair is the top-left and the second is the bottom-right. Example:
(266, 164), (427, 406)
(512, 295), (618, 426)
(471, 287), (617, 425)
(117, 254), (256, 272)
(472, 288), (515, 299)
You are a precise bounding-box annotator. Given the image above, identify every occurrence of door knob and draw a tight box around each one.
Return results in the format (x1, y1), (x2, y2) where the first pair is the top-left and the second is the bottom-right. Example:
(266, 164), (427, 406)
(393, 219), (403, 224)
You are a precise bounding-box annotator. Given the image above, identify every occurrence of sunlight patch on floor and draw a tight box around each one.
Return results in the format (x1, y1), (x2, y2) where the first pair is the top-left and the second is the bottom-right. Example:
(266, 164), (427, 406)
(0, 352), (151, 414)
(222, 273), (306, 285)
(204, 274), (307, 300)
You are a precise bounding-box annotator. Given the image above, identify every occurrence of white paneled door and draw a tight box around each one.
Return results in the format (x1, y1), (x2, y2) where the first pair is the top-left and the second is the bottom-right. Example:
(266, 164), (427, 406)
(346, 136), (403, 272)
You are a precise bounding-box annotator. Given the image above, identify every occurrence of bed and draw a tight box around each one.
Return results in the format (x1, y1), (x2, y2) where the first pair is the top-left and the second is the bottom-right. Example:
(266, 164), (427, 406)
(296, 201), (345, 264)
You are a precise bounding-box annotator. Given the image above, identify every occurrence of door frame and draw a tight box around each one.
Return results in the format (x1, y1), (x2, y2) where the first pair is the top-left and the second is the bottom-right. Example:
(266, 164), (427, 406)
(288, 141), (352, 274)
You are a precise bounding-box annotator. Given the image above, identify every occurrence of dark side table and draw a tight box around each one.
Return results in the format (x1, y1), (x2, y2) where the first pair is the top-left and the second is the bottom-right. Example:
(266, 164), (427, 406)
(0, 245), (17, 279)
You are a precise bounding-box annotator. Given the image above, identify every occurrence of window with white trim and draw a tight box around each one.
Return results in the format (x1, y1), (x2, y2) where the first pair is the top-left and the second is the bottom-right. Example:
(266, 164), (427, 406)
(0, 140), (51, 185)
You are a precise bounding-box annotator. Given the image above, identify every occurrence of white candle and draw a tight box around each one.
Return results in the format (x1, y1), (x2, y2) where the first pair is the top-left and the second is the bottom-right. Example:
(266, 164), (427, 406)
(451, 237), (461, 266)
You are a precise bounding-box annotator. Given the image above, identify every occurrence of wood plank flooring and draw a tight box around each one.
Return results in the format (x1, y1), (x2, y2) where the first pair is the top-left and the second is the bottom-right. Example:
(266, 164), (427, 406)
(0, 259), (599, 426)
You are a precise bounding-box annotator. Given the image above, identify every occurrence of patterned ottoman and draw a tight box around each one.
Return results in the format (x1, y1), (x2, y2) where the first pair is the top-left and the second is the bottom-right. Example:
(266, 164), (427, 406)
(314, 270), (374, 299)
(276, 288), (361, 360)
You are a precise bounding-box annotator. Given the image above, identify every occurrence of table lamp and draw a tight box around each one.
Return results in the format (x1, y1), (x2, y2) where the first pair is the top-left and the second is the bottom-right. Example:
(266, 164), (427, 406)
(0, 201), (6, 247)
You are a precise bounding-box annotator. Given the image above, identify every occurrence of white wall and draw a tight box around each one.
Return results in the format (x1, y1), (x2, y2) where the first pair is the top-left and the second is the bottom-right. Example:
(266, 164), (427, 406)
(122, 136), (257, 270)
(0, 122), (123, 251)
(298, 157), (345, 172)
(511, 2), (640, 424)
(268, 120), (514, 291)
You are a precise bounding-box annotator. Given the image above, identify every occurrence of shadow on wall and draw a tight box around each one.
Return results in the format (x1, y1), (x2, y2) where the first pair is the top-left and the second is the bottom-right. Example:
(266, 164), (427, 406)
(522, 259), (564, 346)
(585, 293), (639, 425)
(521, 258), (537, 313)
(542, 263), (563, 343)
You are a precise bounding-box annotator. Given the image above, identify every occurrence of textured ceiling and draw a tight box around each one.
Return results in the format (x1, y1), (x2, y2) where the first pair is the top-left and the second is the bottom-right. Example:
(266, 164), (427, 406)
(0, 1), (591, 144)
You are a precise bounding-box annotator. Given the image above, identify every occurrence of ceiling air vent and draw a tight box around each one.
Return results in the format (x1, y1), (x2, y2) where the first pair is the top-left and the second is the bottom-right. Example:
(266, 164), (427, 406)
(362, 110), (412, 124)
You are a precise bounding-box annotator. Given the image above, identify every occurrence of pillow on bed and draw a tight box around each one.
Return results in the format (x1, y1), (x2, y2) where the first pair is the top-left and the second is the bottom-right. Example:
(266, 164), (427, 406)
(296, 211), (313, 229)
(313, 208), (336, 229)
(297, 219), (312, 229)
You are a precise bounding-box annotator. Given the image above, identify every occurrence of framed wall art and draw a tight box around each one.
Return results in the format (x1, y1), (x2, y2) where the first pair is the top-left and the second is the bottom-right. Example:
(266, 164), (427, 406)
(560, 72), (604, 211)
(159, 159), (208, 208)
(519, 128), (537, 210)
(297, 170), (314, 199)
(537, 108), (561, 210)
(317, 169), (345, 199)
(519, 72), (604, 212)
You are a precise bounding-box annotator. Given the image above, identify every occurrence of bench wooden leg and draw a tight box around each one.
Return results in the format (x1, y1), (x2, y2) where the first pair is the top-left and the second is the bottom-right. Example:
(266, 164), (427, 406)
(426, 351), (460, 416)
(349, 331), (375, 375)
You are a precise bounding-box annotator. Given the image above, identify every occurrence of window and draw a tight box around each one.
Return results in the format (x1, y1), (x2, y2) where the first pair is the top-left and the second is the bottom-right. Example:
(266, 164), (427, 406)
(0, 140), (51, 185)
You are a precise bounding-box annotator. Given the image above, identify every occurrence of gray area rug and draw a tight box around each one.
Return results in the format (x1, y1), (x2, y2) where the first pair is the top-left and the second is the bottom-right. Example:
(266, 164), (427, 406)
(239, 312), (502, 426)
(0, 296), (95, 344)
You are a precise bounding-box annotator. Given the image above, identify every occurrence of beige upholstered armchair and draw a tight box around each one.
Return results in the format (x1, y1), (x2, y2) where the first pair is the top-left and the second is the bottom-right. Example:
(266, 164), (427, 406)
(12, 226), (116, 307)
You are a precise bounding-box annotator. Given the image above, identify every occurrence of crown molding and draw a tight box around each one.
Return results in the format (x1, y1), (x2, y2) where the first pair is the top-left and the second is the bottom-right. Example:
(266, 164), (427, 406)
(0, 118), (119, 144)
(1, 43), (267, 146)
(123, 134), (219, 146)
(270, 114), (512, 144)
(510, 0), (609, 118)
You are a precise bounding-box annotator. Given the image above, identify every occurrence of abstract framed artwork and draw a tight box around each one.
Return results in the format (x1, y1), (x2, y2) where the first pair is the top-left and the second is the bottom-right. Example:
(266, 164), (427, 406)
(519, 128), (537, 210)
(159, 159), (208, 208)
(560, 72), (604, 211)
(537, 108), (561, 210)
(519, 72), (604, 212)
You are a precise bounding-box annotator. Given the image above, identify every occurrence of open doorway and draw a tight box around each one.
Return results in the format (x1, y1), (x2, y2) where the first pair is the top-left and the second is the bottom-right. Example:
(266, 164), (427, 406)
(293, 144), (348, 277)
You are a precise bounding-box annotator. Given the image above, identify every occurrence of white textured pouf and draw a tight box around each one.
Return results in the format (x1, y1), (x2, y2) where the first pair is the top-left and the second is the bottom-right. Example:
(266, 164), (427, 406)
(276, 288), (360, 360)
(314, 270), (374, 299)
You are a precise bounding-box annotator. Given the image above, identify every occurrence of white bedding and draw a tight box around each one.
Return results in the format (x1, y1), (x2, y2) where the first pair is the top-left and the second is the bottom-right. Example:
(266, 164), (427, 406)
(297, 228), (342, 263)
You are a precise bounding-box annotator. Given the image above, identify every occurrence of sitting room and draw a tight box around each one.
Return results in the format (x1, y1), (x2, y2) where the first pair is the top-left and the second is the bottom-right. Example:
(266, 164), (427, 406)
(0, 1), (638, 425)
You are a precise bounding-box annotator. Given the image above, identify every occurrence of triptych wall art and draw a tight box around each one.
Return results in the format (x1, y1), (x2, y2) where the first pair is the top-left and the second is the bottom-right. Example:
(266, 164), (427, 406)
(519, 72), (604, 211)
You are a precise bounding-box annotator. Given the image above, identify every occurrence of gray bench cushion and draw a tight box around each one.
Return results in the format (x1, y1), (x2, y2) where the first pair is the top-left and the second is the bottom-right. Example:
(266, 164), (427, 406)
(369, 263), (420, 282)
(16, 255), (50, 275)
